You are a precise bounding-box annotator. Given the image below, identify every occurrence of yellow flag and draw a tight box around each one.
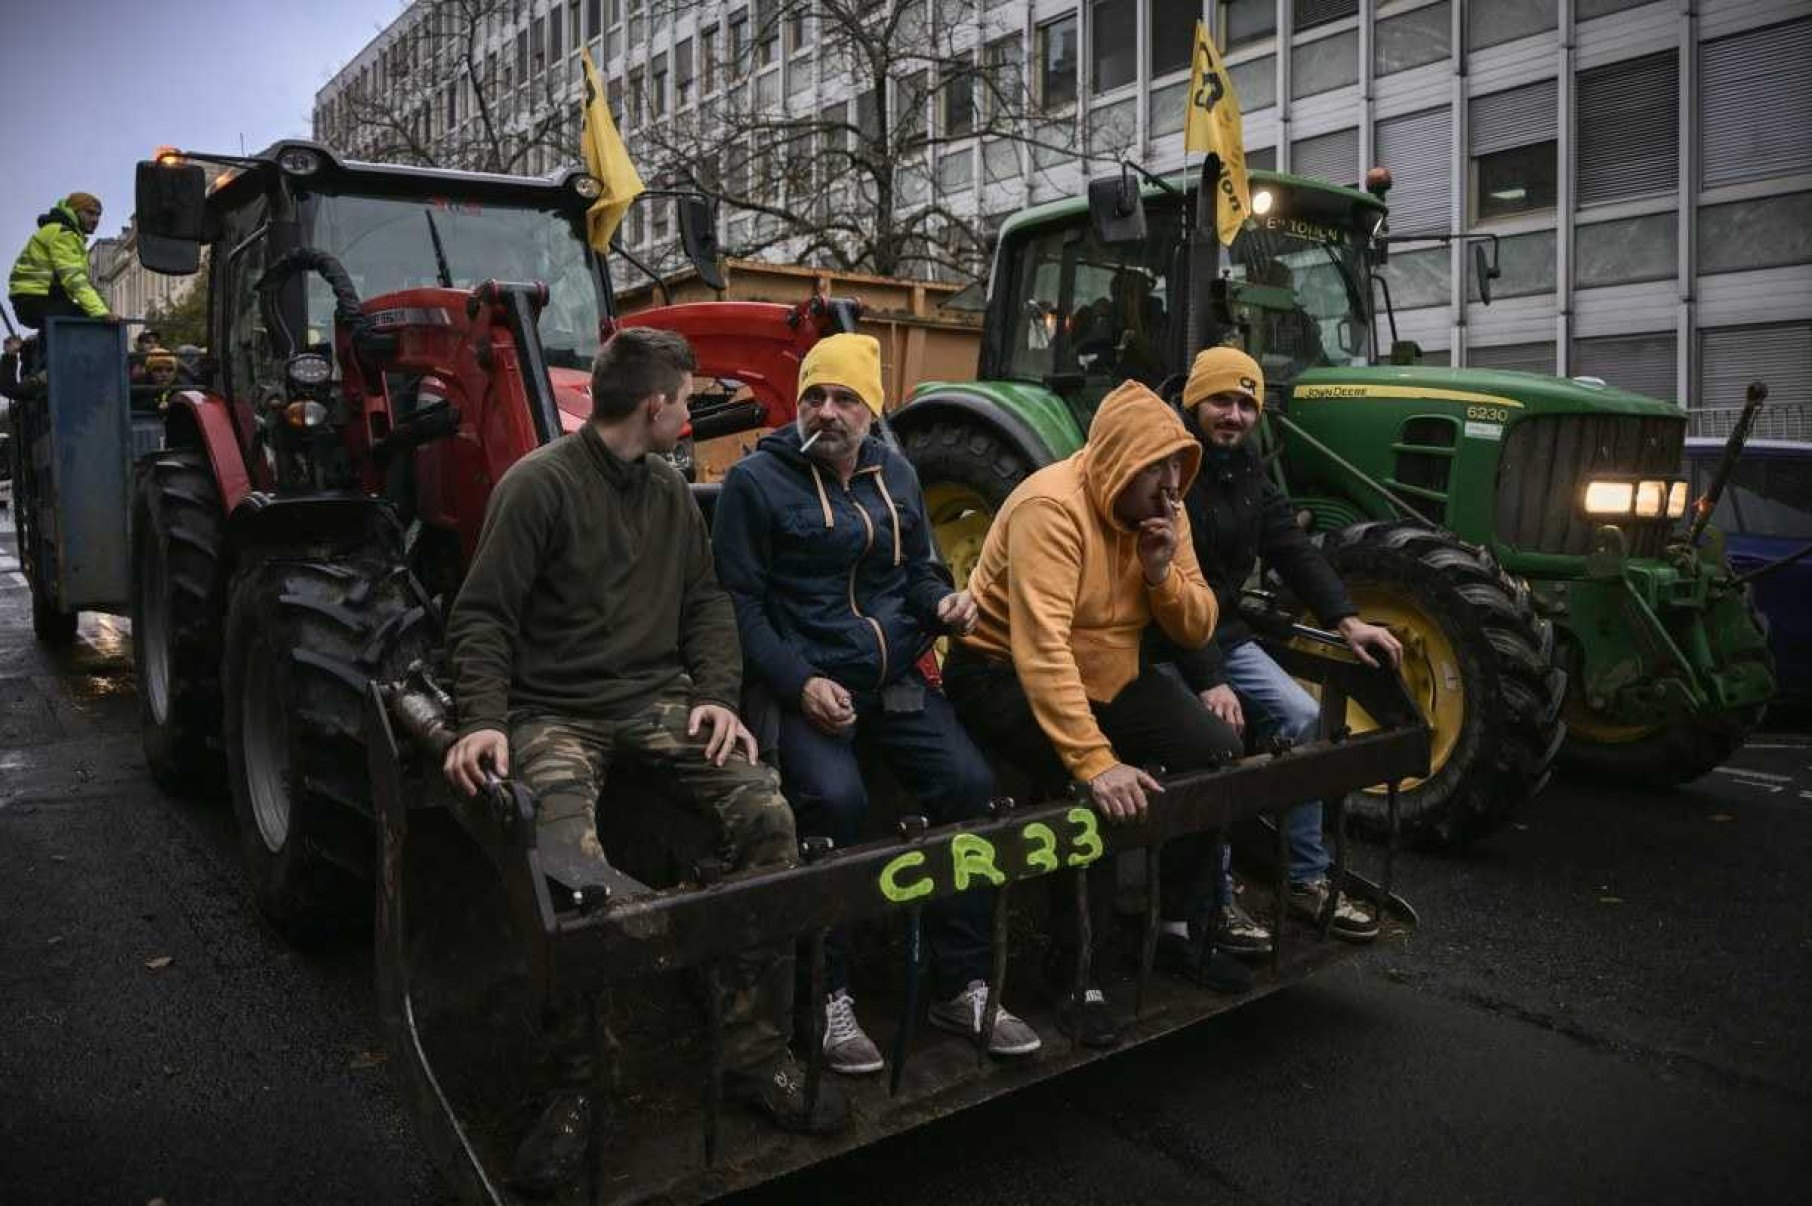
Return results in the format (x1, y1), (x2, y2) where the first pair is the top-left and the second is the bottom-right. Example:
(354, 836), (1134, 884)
(579, 48), (644, 251)
(1183, 20), (1251, 246)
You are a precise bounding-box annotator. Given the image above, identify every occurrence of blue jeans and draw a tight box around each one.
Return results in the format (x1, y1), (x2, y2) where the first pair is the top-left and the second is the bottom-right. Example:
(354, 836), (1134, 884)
(1219, 639), (1331, 894)
(776, 675), (995, 999)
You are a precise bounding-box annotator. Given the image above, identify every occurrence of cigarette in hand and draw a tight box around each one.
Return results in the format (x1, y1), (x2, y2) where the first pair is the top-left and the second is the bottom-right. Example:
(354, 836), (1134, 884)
(800, 429), (825, 453)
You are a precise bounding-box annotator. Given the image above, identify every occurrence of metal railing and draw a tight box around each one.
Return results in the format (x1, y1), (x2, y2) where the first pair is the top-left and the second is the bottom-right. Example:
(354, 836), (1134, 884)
(1690, 403), (1812, 442)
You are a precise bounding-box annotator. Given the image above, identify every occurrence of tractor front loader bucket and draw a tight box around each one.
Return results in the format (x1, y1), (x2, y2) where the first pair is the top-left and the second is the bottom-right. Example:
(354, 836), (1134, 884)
(366, 642), (1429, 1206)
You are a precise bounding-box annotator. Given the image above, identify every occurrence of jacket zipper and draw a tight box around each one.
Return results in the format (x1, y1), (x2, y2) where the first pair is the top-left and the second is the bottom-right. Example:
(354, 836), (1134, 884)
(846, 471), (890, 685)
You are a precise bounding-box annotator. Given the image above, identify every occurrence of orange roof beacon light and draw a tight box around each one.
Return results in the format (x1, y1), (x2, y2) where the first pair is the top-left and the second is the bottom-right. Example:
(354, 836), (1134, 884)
(1364, 165), (1393, 199)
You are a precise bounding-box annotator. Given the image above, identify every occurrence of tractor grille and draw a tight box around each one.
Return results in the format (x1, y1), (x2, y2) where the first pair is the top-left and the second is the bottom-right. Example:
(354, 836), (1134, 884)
(1494, 414), (1685, 557)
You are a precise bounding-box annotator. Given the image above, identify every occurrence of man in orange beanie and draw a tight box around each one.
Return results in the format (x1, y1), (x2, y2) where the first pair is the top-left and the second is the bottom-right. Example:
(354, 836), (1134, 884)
(713, 332), (1042, 1073)
(1165, 345), (1402, 952)
(942, 377), (1252, 1046)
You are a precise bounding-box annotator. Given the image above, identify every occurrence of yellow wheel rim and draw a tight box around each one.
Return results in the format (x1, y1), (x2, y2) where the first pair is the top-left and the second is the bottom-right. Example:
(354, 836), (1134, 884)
(1561, 691), (1661, 745)
(1297, 586), (1466, 792)
(924, 482), (996, 591)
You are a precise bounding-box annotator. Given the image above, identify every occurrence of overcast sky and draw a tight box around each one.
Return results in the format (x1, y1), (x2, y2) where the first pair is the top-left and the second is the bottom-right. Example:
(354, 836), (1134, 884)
(0, 0), (406, 327)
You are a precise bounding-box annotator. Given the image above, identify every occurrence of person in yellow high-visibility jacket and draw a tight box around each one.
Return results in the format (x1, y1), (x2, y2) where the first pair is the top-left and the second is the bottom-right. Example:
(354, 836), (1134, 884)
(8, 193), (119, 329)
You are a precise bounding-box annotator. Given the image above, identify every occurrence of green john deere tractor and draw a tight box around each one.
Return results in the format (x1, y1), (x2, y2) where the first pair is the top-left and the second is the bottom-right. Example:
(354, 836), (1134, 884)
(891, 167), (1775, 847)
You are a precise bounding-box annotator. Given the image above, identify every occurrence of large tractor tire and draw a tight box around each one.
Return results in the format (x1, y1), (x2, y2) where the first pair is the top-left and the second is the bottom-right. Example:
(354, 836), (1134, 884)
(901, 419), (1033, 589)
(1314, 522), (1566, 848)
(222, 550), (436, 945)
(132, 450), (227, 793)
(1559, 604), (1773, 787)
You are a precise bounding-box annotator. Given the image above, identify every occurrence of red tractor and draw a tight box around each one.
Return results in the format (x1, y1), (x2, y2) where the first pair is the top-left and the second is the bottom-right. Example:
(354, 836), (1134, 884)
(130, 142), (843, 940)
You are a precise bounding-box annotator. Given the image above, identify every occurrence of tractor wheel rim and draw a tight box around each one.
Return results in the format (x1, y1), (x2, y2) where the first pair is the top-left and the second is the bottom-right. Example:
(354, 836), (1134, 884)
(140, 538), (172, 725)
(242, 632), (292, 853)
(1561, 692), (1661, 745)
(1302, 588), (1466, 793)
(924, 483), (996, 591)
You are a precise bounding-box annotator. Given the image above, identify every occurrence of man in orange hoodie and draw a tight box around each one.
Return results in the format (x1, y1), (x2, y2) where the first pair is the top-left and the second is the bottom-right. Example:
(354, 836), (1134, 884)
(942, 379), (1249, 1045)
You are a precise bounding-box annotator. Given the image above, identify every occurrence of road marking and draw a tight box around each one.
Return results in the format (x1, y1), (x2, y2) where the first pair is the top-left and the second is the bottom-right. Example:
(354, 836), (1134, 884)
(1713, 767), (1793, 783)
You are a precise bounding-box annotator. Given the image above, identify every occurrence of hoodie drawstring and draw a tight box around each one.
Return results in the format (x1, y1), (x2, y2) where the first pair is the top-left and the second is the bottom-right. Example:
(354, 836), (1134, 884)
(809, 462), (834, 528)
(871, 470), (905, 567)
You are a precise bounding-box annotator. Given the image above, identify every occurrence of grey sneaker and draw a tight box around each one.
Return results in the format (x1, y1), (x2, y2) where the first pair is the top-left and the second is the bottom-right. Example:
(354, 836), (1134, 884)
(1287, 878), (1380, 942)
(823, 989), (883, 1075)
(929, 980), (1042, 1057)
(1216, 899), (1274, 956)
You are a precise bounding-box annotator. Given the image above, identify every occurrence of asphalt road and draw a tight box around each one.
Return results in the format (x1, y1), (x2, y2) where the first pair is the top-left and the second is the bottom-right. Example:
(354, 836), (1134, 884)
(2, 526), (1809, 1206)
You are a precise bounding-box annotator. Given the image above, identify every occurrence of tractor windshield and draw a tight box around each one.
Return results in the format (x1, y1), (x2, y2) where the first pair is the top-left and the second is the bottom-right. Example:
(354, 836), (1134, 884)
(1227, 206), (1376, 387)
(995, 179), (1376, 402)
(296, 192), (603, 369)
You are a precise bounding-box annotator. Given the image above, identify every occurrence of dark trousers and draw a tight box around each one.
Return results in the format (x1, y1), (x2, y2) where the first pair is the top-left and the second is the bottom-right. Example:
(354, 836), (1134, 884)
(776, 673), (994, 999)
(942, 646), (1242, 921)
(10, 283), (85, 331)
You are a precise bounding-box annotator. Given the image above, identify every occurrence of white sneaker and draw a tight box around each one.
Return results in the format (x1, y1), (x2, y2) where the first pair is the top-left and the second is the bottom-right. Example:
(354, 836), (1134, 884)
(823, 989), (883, 1075)
(928, 980), (1042, 1057)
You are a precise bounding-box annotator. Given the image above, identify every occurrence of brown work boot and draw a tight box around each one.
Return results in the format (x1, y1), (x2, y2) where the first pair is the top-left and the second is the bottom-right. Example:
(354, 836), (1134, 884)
(727, 1050), (852, 1135)
(508, 1090), (591, 1197)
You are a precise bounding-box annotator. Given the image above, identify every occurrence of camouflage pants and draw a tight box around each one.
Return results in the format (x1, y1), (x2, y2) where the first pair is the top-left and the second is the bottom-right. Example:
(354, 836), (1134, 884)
(511, 689), (797, 1077)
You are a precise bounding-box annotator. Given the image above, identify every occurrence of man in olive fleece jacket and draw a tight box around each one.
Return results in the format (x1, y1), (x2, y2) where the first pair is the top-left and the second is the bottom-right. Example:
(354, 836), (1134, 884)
(444, 328), (849, 1193)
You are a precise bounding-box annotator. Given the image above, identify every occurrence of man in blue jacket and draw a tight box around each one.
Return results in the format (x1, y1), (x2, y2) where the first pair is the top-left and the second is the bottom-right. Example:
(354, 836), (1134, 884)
(713, 333), (1041, 1075)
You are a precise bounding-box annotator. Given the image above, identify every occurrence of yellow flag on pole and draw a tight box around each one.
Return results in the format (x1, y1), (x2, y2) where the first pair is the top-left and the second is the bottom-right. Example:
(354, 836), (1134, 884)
(1183, 20), (1251, 245)
(579, 48), (644, 251)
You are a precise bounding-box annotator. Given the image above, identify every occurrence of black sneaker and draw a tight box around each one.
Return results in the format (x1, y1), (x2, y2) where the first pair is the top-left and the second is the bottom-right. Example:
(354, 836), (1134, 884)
(1155, 932), (1254, 994)
(726, 1051), (852, 1135)
(1055, 987), (1121, 1048)
(1287, 878), (1380, 943)
(508, 1090), (591, 1197)
(1215, 899), (1274, 956)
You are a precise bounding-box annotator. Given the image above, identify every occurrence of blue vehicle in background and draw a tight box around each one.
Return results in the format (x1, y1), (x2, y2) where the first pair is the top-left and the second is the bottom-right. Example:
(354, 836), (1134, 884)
(1684, 437), (1812, 711)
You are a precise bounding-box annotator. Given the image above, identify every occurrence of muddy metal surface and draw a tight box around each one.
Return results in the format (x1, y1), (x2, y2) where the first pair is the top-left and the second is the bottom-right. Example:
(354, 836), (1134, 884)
(2, 524), (1808, 1205)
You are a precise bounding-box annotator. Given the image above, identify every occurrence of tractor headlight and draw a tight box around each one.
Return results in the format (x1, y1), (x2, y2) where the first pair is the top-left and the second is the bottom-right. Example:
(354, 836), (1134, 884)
(286, 353), (332, 387)
(284, 400), (330, 428)
(1634, 480), (1665, 519)
(277, 146), (323, 177)
(573, 174), (604, 200)
(1666, 481), (1689, 519)
(1252, 189), (1274, 216)
(1582, 480), (1634, 516)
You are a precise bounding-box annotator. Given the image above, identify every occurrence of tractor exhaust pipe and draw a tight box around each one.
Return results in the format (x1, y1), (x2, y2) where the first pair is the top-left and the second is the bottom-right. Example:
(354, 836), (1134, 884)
(1689, 381), (1768, 547)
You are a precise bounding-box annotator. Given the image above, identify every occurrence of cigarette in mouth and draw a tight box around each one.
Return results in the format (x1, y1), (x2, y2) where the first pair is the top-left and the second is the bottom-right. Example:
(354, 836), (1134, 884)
(800, 429), (825, 453)
(1164, 490), (1181, 515)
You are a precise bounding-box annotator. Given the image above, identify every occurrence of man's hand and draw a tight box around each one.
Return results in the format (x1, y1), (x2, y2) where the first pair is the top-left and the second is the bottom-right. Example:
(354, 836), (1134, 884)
(99, 312), (122, 324)
(1337, 616), (1404, 669)
(1136, 512), (1178, 586)
(444, 728), (509, 797)
(689, 703), (759, 766)
(1198, 684), (1244, 734)
(1088, 762), (1165, 821)
(935, 589), (978, 636)
(800, 676), (856, 736)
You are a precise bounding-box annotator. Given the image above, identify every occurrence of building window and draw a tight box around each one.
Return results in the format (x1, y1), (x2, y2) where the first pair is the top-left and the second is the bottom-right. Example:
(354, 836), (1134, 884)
(1467, 342), (1554, 374)
(1221, 0), (1275, 48)
(1375, 2), (1450, 77)
(1575, 212), (1677, 288)
(1228, 55), (1275, 113)
(1471, 81), (1557, 220)
(1699, 192), (1812, 276)
(1699, 323), (1812, 437)
(1149, 78), (1188, 139)
(1087, 97), (1137, 158)
(1578, 0), (1653, 20)
(1091, 0), (1136, 95)
(1700, 18), (1812, 189)
(1037, 15), (1078, 110)
(1466, 0), (1555, 52)
(1375, 106), (1453, 236)
(1572, 333), (1677, 401)
(1577, 51), (1678, 207)
(1291, 127), (1359, 187)
(1150, 0), (1197, 79)
(942, 54), (976, 137)
(675, 39), (694, 108)
(729, 11), (749, 79)
(982, 34), (1023, 121)
(586, 0), (601, 41)
(787, 9), (811, 54)
(532, 17), (546, 75)
(898, 71), (929, 148)
(938, 148), (975, 195)
(701, 26), (719, 93)
(1290, 29), (1358, 100)
(1469, 229), (1555, 300)
(754, 0), (780, 68)
(1295, 0), (1358, 33)
(651, 53), (668, 117)
(548, 6), (563, 60)
(627, 67), (644, 126)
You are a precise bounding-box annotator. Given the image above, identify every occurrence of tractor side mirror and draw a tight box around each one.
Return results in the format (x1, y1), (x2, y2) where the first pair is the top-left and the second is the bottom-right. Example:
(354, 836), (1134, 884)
(678, 194), (725, 292)
(1087, 168), (1147, 247)
(1473, 241), (1500, 307)
(135, 159), (207, 276)
(1390, 339), (1423, 365)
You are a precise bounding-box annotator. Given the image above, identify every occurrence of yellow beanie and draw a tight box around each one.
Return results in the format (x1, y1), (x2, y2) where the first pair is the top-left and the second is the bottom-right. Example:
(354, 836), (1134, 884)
(65, 191), (102, 213)
(798, 332), (885, 415)
(1184, 345), (1265, 412)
